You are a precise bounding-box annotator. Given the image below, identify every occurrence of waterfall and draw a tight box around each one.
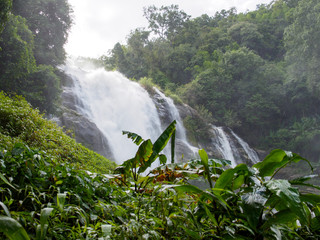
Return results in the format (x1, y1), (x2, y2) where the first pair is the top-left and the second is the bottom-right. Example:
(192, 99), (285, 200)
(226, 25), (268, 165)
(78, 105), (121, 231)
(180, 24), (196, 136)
(210, 125), (260, 166)
(64, 62), (163, 164)
(62, 59), (260, 167)
(211, 126), (237, 167)
(153, 88), (198, 156)
(230, 130), (260, 164)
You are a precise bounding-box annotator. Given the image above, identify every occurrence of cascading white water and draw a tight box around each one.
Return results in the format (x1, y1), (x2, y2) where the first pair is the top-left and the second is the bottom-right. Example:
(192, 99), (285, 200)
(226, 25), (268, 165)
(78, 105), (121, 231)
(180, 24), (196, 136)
(210, 125), (260, 166)
(153, 88), (198, 155)
(64, 62), (163, 164)
(230, 130), (260, 164)
(212, 126), (237, 167)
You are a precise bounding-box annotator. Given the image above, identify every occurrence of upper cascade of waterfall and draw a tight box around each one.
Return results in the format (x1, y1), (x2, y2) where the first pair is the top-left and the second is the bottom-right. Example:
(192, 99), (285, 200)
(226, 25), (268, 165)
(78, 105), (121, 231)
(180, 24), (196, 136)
(64, 60), (163, 164)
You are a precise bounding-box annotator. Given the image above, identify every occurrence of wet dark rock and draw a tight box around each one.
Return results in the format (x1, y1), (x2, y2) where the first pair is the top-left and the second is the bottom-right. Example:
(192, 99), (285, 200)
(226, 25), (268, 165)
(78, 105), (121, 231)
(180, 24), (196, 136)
(59, 108), (114, 159)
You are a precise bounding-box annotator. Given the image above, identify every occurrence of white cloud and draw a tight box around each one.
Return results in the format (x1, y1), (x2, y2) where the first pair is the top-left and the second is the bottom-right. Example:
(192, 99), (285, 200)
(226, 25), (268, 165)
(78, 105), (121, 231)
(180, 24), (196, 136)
(65, 0), (273, 58)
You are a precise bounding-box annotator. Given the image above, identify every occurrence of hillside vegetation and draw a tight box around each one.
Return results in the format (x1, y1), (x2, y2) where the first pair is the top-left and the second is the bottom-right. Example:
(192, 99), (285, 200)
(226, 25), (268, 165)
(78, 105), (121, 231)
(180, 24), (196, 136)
(0, 92), (116, 173)
(0, 119), (319, 239)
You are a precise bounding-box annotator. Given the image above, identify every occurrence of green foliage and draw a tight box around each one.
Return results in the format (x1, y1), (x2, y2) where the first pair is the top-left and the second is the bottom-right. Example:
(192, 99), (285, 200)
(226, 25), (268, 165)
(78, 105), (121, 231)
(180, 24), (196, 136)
(0, 216), (30, 240)
(285, 0), (320, 98)
(0, 92), (116, 173)
(143, 5), (190, 41)
(12, 0), (72, 66)
(0, 0), (12, 35)
(0, 112), (319, 239)
(138, 77), (156, 93)
(0, 0), (72, 114)
(0, 14), (36, 91)
(265, 117), (320, 162)
(117, 121), (176, 192)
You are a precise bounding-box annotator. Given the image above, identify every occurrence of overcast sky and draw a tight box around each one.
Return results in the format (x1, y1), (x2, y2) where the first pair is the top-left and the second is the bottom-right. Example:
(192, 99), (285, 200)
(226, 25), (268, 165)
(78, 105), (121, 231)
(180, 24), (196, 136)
(65, 0), (274, 58)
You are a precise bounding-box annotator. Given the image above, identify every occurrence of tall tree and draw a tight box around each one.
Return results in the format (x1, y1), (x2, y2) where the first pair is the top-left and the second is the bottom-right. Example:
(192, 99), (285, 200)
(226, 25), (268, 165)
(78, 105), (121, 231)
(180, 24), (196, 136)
(12, 0), (72, 66)
(0, 15), (36, 92)
(284, 0), (320, 98)
(143, 5), (190, 42)
(0, 0), (12, 35)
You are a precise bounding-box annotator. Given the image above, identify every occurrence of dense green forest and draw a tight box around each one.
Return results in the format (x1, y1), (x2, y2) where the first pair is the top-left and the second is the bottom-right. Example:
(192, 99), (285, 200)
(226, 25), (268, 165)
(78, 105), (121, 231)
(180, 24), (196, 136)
(0, 0), (320, 239)
(0, 0), (72, 114)
(102, 0), (320, 164)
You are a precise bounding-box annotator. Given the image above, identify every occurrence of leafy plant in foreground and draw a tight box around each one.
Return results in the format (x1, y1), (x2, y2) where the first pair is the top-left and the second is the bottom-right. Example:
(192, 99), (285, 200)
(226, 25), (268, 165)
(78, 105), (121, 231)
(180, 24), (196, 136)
(170, 149), (320, 239)
(115, 120), (176, 192)
(0, 119), (319, 239)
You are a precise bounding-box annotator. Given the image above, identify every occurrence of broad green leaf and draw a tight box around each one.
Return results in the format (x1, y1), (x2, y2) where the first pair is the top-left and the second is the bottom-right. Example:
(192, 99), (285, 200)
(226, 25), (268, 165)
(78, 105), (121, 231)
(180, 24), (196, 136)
(0, 216), (30, 240)
(263, 209), (297, 228)
(199, 149), (208, 169)
(175, 185), (229, 209)
(241, 187), (267, 230)
(253, 149), (306, 178)
(11, 143), (26, 156)
(214, 168), (236, 190)
(215, 164), (253, 191)
(266, 179), (307, 225)
(122, 131), (144, 146)
(0, 172), (16, 189)
(199, 149), (212, 188)
(57, 193), (67, 212)
(135, 139), (153, 173)
(232, 175), (245, 190)
(149, 120), (176, 162)
(159, 154), (167, 165)
(40, 208), (53, 227)
(171, 129), (175, 164)
(139, 121), (176, 173)
(0, 201), (11, 217)
(300, 194), (320, 205)
(253, 149), (287, 177)
(181, 227), (201, 240)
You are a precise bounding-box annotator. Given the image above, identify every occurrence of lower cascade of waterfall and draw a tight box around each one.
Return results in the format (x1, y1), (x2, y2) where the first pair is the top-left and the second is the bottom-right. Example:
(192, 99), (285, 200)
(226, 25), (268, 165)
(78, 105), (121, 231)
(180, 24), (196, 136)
(62, 59), (260, 166)
(210, 125), (260, 167)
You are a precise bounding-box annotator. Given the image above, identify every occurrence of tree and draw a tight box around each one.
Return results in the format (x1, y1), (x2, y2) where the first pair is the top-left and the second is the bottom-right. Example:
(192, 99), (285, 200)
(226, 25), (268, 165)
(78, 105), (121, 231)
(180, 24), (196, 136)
(0, 0), (12, 34)
(12, 0), (72, 66)
(0, 14), (63, 114)
(228, 22), (263, 54)
(24, 65), (61, 113)
(124, 29), (150, 79)
(143, 5), (190, 42)
(180, 64), (234, 124)
(162, 43), (195, 85)
(0, 14), (36, 93)
(284, 0), (320, 98)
